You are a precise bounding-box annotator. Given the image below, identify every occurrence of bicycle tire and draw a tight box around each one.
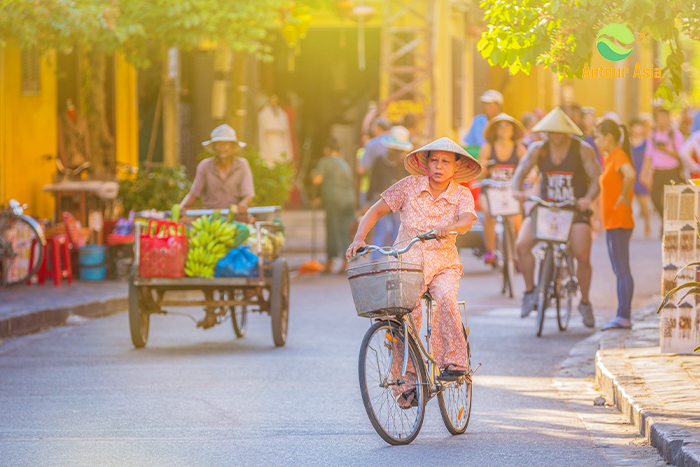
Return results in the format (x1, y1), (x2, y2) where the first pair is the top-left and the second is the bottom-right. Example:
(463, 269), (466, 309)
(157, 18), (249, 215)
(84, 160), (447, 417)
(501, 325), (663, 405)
(359, 320), (426, 445)
(556, 252), (575, 331)
(226, 289), (248, 338)
(128, 267), (149, 348)
(495, 223), (506, 295)
(0, 214), (45, 286)
(503, 221), (516, 299)
(536, 247), (553, 337)
(438, 324), (473, 435)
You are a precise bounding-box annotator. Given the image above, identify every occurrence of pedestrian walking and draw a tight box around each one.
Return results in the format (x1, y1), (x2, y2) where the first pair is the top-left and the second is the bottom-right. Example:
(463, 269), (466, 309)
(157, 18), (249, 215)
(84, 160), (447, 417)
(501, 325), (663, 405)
(312, 137), (356, 273)
(357, 117), (391, 207)
(477, 113), (527, 265)
(594, 118), (636, 330)
(581, 107), (600, 163)
(347, 137), (481, 395)
(462, 90), (504, 152)
(629, 118), (652, 238)
(366, 126), (412, 259)
(680, 112), (700, 180)
(640, 102), (685, 230)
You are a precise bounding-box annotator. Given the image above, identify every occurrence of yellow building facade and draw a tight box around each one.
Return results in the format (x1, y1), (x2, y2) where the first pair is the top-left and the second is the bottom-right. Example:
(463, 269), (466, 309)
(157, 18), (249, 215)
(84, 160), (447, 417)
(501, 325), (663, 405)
(0, 47), (138, 220)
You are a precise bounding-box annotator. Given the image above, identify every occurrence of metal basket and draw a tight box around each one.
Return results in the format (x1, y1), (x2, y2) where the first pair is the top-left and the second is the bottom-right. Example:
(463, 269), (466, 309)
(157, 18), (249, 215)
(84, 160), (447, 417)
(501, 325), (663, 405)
(346, 261), (423, 318)
(531, 204), (575, 242)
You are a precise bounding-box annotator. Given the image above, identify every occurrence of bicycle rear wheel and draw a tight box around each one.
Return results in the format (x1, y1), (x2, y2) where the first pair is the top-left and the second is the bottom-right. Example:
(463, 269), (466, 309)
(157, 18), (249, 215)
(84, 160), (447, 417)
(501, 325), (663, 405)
(359, 320), (426, 445)
(0, 215), (45, 286)
(438, 326), (472, 434)
(536, 247), (553, 337)
(502, 221), (516, 299)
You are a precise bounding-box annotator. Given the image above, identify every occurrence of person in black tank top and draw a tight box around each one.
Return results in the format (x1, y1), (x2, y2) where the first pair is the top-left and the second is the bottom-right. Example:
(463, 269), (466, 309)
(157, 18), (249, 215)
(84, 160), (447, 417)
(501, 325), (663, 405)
(478, 113), (527, 264)
(537, 138), (592, 223)
(511, 107), (602, 329)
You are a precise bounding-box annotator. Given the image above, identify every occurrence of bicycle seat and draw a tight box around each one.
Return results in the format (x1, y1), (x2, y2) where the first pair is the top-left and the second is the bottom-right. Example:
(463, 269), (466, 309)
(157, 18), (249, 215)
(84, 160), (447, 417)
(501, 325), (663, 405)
(421, 290), (434, 302)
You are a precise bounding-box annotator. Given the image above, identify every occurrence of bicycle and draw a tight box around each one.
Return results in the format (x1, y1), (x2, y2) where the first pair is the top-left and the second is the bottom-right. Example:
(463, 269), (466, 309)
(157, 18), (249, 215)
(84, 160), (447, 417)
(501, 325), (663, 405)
(480, 179), (521, 298)
(0, 200), (46, 287)
(528, 196), (581, 337)
(347, 230), (480, 445)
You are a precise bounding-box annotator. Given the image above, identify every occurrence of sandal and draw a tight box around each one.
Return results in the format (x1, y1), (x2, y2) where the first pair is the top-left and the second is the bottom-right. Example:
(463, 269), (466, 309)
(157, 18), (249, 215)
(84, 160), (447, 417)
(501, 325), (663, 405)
(438, 365), (467, 381)
(397, 388), (418, 409)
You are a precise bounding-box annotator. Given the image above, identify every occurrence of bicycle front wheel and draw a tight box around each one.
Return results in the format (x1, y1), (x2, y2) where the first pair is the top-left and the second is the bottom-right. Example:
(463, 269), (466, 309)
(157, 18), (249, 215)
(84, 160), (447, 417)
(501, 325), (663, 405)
(359, 320), (426, 445)
(556, 251), (576, 331)
(536, 247), (553, 337)
(438, 326), (472, 434)
(0, 214), (45, 286)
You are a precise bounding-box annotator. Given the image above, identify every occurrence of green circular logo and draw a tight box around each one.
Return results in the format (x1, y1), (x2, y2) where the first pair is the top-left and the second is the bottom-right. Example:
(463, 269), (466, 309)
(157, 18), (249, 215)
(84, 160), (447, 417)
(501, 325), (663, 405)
(596, 23), (634, 61)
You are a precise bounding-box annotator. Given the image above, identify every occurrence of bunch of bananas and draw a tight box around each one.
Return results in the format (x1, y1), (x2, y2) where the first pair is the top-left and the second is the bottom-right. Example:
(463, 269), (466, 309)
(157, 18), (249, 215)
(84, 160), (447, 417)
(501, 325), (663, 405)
(185, 212), (238, 278)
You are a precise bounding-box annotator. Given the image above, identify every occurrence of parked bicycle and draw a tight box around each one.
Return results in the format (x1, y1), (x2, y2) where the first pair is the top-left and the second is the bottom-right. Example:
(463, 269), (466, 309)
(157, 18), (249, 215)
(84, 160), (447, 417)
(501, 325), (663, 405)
(480, 178), (521, 298)
(0, 200), (46, 287)
(529, 196), (581, 337)
(347, 230), (480, 445)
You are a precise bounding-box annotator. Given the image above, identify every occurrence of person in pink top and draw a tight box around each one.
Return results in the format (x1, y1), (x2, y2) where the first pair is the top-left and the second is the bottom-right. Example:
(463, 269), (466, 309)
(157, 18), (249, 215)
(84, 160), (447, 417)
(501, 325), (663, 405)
(640, 103), (685, 222)
(347, 137), (481, 405)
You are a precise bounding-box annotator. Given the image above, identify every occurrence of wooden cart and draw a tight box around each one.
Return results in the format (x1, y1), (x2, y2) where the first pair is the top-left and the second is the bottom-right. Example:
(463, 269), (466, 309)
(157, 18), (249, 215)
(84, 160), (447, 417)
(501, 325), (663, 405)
(128, 207), (289, 348)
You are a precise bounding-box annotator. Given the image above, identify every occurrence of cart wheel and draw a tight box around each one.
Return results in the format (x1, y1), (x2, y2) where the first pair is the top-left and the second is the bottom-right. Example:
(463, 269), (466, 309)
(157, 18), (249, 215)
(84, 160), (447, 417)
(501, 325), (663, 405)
(270, 258), (290, 347)
(227, 289), (248, 338)
(128, 267), (149, 348)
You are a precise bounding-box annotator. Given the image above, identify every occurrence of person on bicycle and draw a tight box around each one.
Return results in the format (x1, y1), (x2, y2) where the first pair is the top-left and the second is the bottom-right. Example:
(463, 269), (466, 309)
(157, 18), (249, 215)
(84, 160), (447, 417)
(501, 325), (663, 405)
(477, 113), (527, 265)
(512, 107), (601, 328)
(347, 137), (481, 390)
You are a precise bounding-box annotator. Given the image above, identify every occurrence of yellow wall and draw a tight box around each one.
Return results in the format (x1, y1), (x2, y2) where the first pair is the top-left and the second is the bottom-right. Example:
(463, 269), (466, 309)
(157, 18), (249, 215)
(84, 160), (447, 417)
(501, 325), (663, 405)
(0, 46), (57, 219)
(115, 54), (138, 168)
(0, 48), (139, 220)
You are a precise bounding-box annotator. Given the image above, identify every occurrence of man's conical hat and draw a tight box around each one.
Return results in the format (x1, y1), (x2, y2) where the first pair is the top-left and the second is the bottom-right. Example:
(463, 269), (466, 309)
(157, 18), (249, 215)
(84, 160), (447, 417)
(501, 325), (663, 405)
(404, 137), (482, 183)
(531, 107), (583, 136)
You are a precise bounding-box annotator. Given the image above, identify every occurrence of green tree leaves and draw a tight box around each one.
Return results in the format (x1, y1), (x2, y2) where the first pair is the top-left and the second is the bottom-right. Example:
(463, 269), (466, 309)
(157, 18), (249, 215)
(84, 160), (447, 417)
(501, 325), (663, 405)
(478, 0), (695, 102)
(0, 0), (332, 63)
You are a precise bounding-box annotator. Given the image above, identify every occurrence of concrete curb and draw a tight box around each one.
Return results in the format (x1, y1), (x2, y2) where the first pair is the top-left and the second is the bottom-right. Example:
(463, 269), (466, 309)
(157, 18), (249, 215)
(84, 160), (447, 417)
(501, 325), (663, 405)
(596, 350), (700, 467)
(0, 296), (128, 340)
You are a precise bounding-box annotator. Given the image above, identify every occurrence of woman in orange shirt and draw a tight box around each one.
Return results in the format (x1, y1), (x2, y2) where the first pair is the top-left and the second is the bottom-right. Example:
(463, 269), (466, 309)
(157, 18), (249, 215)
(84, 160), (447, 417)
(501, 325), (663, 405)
(594, 119), (636, 330)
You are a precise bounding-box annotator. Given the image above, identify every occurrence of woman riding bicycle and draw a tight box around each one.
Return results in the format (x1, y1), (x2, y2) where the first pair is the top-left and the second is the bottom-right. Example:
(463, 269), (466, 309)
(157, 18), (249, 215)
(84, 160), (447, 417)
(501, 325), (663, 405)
(346, 137), (481, 398)
(477, 113), (527, 265)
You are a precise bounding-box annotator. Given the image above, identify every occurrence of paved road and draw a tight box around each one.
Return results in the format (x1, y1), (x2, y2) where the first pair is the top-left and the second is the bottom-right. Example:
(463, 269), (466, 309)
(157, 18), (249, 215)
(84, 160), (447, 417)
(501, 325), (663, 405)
(0, 224), (667, 466)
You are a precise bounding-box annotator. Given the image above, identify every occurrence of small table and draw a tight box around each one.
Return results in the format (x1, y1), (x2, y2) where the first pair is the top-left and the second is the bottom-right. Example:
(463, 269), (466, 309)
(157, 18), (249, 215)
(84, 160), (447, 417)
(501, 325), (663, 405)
(43, 181), (119, 244)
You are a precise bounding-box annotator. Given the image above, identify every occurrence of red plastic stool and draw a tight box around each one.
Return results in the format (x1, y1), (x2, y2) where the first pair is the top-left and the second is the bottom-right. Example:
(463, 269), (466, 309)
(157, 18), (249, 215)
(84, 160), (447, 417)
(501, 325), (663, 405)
(28, 234), (73, 286)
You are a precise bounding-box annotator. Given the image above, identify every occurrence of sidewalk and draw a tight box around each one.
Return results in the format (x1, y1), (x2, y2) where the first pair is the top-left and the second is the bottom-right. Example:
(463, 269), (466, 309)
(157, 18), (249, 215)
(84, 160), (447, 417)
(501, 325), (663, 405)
(0, 253), (315, 341)
(595, 305), (700, 466)
(0, 281), (128, 339)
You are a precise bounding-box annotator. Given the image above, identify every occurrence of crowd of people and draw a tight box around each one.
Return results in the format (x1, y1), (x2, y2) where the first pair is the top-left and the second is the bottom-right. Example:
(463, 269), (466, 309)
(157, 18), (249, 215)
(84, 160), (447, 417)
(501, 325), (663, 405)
(313, 89), (700, 332)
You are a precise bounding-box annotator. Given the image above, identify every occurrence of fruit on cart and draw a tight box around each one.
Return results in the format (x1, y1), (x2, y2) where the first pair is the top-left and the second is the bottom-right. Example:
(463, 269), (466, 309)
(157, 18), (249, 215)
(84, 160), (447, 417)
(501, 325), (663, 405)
(185, 212), (245, 278)
(243, 226), (285, 256)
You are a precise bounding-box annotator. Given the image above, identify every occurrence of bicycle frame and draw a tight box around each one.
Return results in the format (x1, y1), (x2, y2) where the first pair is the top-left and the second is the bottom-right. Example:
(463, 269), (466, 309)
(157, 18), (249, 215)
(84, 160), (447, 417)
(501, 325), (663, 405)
(353, 229), (479, 396)
(377, 298), (475, 398)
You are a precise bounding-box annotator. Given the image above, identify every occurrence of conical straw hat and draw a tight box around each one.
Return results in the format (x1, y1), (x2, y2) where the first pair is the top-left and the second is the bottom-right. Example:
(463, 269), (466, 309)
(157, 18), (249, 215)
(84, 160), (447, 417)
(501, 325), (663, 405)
(531, 107), (583, 136)
(404, 137), (482, 183)
(483, 113), (526, 142)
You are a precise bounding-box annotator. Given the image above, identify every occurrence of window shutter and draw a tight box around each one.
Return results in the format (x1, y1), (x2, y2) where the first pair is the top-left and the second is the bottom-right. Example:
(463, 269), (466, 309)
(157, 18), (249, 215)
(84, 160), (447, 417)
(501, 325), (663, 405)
(21, 48), (41, 95)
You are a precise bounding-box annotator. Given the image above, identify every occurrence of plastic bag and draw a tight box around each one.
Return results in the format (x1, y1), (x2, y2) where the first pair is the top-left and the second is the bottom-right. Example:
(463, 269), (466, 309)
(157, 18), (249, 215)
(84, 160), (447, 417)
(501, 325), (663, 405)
(214, 246), (259, 278)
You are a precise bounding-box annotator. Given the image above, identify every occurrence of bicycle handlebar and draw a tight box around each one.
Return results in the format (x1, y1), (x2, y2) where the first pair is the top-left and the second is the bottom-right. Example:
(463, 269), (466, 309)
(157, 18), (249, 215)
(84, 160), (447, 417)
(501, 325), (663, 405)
(528, 196), (579, 210)
(478, 179), (513, 189)
(350, 230), (458, 261)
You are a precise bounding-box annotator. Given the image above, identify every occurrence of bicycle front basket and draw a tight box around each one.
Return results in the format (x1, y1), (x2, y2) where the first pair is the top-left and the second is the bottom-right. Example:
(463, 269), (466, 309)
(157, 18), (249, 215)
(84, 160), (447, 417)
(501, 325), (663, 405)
(346, 261), (423, 318)
(531, 204), (575, 242)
